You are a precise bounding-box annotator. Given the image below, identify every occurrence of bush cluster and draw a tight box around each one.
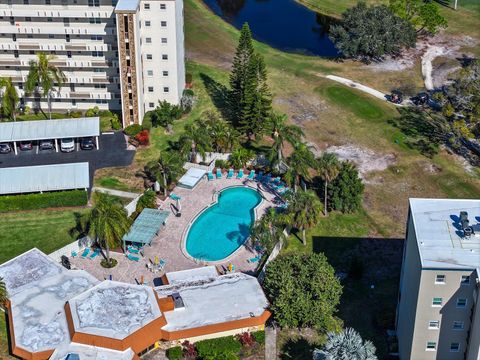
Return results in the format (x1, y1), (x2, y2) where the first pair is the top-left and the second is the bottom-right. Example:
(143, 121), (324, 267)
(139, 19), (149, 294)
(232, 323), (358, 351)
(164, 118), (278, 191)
(166, 346), (183, 360)
(124, 124), (143, 136)
(135, 130), (150, 146)
(195, 335), (242, 359)
(0, 190), (88, 212)
(251, 330), (265, 344)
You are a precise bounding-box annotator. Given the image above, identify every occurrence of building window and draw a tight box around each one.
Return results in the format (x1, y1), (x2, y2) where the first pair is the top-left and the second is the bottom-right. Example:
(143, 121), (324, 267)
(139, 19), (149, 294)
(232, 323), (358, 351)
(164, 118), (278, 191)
(426, 342), (436, 351)
(25, 17), (31, 22)
(161, 21), (167, 27)
(160, 3), (166, 9)
(145, 21), (151, 27)
(45, 0), (50, 3)
(144, 3), (150, 9)
(461, 275), (470, 285)
(162, 71), (168, 76)
(161, 37), (167, 44)
(435, 275), (445, 284)
(432, 298), (442, 307)
(163, 87), (169, 92)
(450, 343), (460, 352)
(147, 70), (153, 76)
(148, 86), (154, 92)
(149, 102), (154, 108)
(146, 54), (153, 60)
(428, 321), (439, 329)
(456, 298), (467, 308)
(452, 321), (464, 330)
(23, 0), (29, 4)
(162, 54), (168, 60)
(146, 37), (152, 44)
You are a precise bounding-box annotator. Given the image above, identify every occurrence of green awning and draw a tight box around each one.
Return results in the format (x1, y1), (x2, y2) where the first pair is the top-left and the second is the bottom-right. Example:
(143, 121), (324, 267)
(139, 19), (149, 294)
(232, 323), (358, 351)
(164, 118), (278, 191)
(122, 208), (170, 246)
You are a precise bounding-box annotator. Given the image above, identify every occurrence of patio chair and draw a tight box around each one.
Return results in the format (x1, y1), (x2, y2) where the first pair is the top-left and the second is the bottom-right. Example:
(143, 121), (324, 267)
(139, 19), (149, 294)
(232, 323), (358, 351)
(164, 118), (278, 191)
(127, 253), (140, 262)
(237, 169), (244, 179)
(264, 173), (272, 183)
(207, 171), (215, 181)
(216, 168), (222, 178)
(248, 255), (261, 264)
(71, 251), (78, 258)
(158, 259), (167, 271)
(272, 176), (281, 184)
(226, 168), (234, 179)
(247, 169), (255, 180)
(128, 245), (140, 254)
(80, 248), (90, 259)
(89, 248), (100, 260)
(257, 171), (264, 181)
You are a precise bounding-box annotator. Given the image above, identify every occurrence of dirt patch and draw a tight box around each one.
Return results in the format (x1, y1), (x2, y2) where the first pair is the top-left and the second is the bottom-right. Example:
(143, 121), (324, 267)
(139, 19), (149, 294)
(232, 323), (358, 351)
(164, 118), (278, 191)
(326, 145), (397, 178)
(274, 94), (326, 125)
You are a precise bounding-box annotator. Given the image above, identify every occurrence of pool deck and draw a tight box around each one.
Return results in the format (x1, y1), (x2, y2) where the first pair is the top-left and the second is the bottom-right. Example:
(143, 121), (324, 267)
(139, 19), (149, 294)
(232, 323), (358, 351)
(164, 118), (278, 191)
(71, 175), (281, 285)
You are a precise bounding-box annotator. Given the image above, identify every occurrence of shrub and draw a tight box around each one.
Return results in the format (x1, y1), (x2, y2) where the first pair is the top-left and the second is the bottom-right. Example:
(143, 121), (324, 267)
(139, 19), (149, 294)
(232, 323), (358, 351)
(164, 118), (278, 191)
(215, 159), (228, 169)
(141, 112), (153, 130)
(135, 129), (150, 146)
(185, 73), (193, 85)
(0, 190), (88, 212)
(238, 332), (254, 347)
(182, 341), (197, 360)
(166, 346), (183, 360)
(124, 124), (142, 136)
(183, 88), (194, 97)
(100, 258), (118, 268)
(85, 106), (100, 117)
(110, 114), (122, 130)
(180, 93), (195, 114)
(195, 336), (242, 359)
(252, 331), (265, 344)
(327, 161), (364, 213)
(69, 110), (83, 118)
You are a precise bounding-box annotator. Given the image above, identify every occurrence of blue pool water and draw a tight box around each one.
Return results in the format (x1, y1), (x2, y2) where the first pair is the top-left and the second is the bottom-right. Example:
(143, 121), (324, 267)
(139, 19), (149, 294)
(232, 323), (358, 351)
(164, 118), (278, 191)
(185, 187), (262, 261)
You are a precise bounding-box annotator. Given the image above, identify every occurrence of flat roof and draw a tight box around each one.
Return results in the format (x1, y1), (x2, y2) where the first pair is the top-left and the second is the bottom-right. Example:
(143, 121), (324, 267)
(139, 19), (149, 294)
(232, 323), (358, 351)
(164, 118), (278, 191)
(122, 208), (169, 245)
(0, 249), (99, 354)
(156, 270), (269, 332)
(0, 162), (89, 194)
(50, 343), (135, 360)
(178, 168), (206, 189)
(165, 266), (218, 285)
(0, 117), (99, 142)
(410, 198), (480, 269)
(68, 281), (162, 340)
(114, 0), (140, 12)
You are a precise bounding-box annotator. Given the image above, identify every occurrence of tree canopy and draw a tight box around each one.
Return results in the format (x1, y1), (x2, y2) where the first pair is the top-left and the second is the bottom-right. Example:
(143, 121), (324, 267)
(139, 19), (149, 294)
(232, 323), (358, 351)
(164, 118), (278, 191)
(330, 3), (416, 61)
(263, 253), (342, 331)
(328, 161), (364, 213)
(389, 0), (447, 35)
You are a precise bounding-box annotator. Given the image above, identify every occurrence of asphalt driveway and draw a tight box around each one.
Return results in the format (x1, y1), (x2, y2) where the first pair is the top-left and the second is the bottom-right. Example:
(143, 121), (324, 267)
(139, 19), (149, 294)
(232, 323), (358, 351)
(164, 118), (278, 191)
(0, 132), (135, 189)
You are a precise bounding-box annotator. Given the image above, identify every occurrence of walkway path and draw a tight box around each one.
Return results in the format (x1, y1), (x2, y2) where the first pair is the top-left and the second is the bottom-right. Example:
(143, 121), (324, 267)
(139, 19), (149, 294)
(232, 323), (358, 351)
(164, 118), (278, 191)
(92, 186), (140, 199)
(265, 325), (277, 360)
(421, 45), (445, 90)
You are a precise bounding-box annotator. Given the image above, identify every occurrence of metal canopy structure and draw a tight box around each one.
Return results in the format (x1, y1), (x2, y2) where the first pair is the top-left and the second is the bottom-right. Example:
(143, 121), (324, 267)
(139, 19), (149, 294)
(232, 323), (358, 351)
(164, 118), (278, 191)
(0, 162), (89, 195)
(0, 117), (100, 155)
(122, 208), (170, 248)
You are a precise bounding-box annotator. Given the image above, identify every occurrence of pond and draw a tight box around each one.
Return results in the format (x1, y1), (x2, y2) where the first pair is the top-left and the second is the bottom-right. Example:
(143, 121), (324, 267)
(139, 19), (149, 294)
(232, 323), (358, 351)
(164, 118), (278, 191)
(202, 0), (340, 57)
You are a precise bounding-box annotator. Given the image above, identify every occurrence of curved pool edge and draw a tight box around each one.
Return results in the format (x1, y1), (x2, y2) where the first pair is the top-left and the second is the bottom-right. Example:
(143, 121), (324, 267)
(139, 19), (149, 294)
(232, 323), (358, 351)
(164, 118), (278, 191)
(180, 184), (265, 265)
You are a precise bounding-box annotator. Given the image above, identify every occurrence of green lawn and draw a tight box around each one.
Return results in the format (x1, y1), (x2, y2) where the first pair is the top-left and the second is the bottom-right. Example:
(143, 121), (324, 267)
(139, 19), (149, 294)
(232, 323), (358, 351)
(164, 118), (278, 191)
(0, 208), (86, 264)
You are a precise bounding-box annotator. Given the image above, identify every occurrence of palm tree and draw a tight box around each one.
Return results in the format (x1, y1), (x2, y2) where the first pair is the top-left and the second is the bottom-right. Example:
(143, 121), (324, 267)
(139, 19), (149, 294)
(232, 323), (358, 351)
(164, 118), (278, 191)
(286, 143), (315, 192)
(0, 277), (8, 308)
(25, 52), (66, 119)
(267, 112), (304, 169)
(229, 147), (255, 168)
(313, 328), (377, 360)
(150, 151), (184, 196)
(250, 208), (287, 253)
(285, 190), (323, 246)
(0, 77), (19, 121)
(179, 122), (212, 163)
(87, 192), (131, 266)
(316, 153), (340, 216)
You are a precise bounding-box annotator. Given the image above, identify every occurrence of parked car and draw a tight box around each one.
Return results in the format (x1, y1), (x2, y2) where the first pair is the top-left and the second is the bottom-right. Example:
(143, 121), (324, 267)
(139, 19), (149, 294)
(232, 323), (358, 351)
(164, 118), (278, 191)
(19, 141), (33, 151)
(39, 139), (54, 151)
(80, 137), (95, 150)
(60, 138), (75, 152)
(387, 90), (403, 104)
(0, 143), (11, 154)
(410, 92), (429, 106)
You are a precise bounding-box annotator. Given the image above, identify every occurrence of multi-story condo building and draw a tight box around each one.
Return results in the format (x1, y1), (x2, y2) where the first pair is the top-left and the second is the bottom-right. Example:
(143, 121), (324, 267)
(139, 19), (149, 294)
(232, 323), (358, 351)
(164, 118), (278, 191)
(396, 198), (480, 360)
(0, 0), (185, 126)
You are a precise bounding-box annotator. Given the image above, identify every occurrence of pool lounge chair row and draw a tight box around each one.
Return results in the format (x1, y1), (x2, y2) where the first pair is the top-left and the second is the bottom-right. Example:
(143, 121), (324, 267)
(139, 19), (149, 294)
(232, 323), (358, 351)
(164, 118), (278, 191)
(74, 248), (100, 260)
(207, 169), (255, 181)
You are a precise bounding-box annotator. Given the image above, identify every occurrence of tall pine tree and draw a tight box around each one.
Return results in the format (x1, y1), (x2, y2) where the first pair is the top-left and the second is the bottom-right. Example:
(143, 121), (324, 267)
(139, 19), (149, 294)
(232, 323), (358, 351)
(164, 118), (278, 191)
(229, 23), (271, 136)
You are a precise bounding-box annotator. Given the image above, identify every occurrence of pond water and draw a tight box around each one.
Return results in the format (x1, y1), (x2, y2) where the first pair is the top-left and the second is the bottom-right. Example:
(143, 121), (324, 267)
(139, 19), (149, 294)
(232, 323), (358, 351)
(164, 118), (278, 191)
(202, 0), (340, 57)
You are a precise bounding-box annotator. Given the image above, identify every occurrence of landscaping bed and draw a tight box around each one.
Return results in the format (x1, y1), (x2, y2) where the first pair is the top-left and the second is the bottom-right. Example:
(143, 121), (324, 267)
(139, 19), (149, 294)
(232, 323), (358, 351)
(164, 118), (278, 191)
(0, 190), (88, 212)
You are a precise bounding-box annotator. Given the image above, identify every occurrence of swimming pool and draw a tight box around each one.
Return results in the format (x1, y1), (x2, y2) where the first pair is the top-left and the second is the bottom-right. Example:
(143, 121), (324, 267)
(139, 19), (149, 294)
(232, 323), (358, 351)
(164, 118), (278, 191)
(185, 187), (262, 262)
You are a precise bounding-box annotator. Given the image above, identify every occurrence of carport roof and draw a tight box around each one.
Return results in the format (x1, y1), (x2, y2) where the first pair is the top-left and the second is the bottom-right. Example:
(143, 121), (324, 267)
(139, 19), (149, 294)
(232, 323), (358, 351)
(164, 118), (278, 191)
(0, 162), (89, 194)
(0, 117), (99, 142)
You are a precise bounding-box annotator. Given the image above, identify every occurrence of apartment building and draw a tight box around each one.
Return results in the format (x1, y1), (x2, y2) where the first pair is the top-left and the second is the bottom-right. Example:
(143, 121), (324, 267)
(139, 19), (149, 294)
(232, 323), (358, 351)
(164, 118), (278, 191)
(396, 198), (480, 360)
(0, 0), (184, 126)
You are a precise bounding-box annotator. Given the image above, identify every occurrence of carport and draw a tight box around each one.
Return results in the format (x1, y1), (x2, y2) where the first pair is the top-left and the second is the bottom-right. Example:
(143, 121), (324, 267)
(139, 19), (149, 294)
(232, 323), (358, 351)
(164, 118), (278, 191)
(0, 117), (100, 155)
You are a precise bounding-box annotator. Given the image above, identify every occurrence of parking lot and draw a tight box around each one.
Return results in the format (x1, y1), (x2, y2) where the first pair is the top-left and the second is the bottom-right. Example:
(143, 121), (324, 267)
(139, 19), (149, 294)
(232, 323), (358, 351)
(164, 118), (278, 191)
(0, 132), (135, 188)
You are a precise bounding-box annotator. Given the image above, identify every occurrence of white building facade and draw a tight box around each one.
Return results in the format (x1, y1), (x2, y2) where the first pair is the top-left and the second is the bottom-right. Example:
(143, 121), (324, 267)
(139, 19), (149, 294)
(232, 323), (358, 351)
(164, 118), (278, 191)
(0, 0), (185, 126)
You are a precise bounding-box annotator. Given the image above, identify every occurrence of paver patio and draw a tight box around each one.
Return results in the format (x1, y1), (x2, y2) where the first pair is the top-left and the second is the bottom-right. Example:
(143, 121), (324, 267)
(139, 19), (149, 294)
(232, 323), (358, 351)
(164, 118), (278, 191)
(71, 174), (282, 285)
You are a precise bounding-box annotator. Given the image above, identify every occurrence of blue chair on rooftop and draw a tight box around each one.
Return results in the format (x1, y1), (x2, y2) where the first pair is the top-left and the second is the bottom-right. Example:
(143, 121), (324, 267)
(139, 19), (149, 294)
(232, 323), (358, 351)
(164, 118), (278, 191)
(237, 169), (244, 179)
(216, 168), (222, 178)
(207, 171), (215, 181)
(247, 169), (255, 180)
(227, 168), (234, 179)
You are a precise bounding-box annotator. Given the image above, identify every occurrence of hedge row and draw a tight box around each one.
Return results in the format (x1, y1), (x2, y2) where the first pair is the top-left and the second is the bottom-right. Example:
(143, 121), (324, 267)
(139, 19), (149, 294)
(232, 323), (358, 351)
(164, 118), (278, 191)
(166, 346), (182, 360)
(196, 335), (242, 359)
(0, 189), (88, 212)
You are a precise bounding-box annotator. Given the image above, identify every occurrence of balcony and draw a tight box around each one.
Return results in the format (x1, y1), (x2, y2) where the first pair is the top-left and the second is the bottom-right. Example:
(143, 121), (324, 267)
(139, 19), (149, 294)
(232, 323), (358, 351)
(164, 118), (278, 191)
(65, 44), (87, 51)
(18, 43), (40, 50)
(0, 59), (21, 66)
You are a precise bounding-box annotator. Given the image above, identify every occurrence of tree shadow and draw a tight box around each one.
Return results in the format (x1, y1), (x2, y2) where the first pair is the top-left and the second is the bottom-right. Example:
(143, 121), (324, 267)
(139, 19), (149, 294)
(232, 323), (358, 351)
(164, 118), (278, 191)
(199, 72), (232, 121)
(280, 337), (316, 360)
